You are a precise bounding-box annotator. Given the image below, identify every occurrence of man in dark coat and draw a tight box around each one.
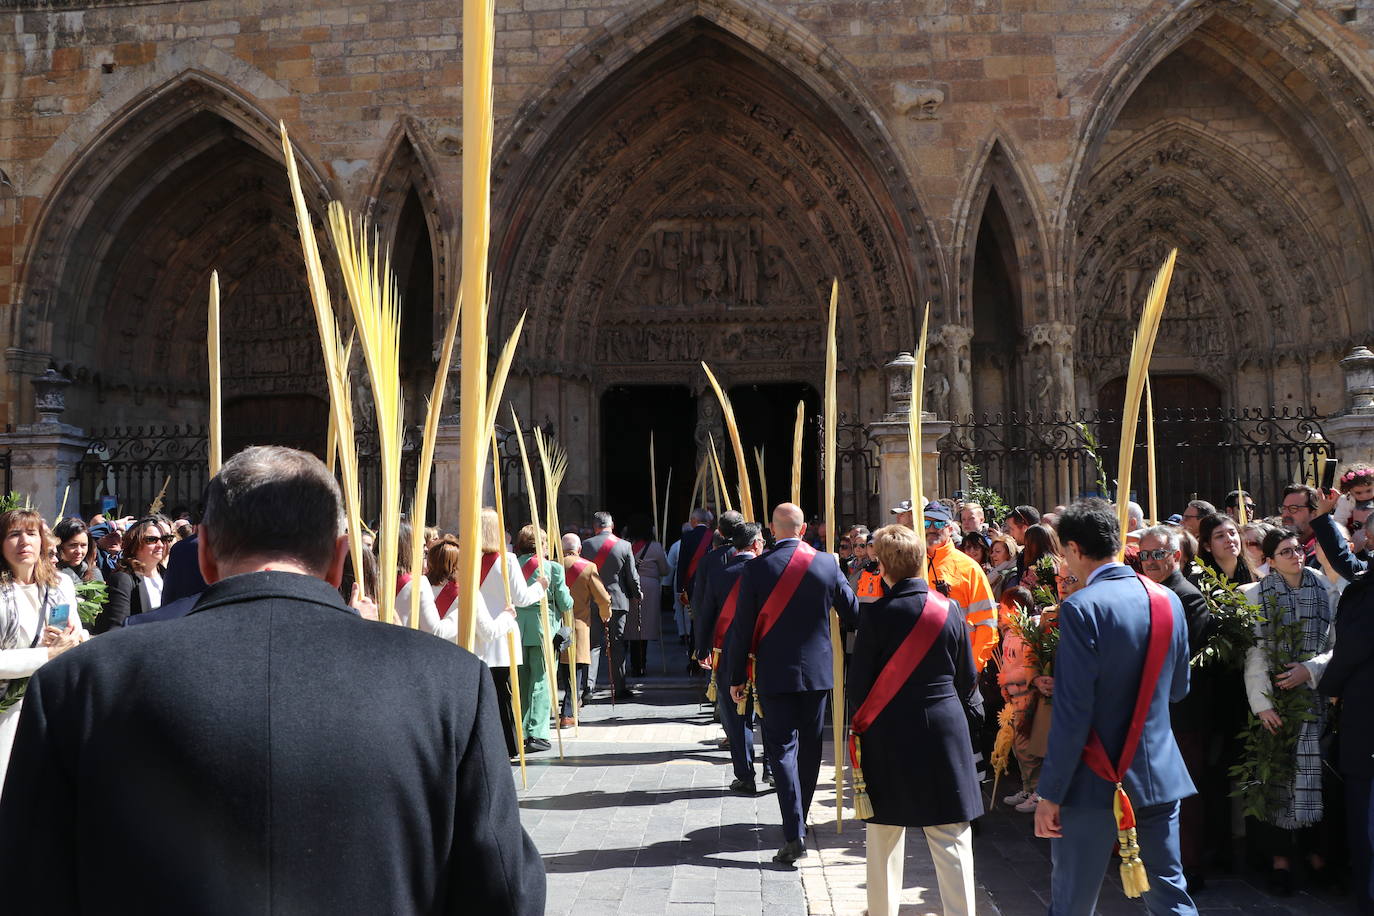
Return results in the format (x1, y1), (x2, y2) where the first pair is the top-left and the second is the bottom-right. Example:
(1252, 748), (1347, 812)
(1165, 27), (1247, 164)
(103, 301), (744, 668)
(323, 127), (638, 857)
(850, 524), (982, 916)
(674, 507), (717, 602)
(0, 446), (545, 915)
(695, 521), (767, 791)
(728, 502), (858, 864)
(1034, 499), (1195, 915)
(690, 509), (743, 659)
(584, 511), (643, 699)
(1139, 524), (1212, 893)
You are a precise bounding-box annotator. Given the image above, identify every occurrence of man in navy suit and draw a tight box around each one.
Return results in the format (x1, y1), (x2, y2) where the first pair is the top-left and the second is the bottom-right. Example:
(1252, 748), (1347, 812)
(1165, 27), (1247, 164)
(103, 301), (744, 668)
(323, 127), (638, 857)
(690, 510), (743, 654)
(674, 507), (717, 603)
(728, 503), (858, 864)
(1034, 498), (1197, 915)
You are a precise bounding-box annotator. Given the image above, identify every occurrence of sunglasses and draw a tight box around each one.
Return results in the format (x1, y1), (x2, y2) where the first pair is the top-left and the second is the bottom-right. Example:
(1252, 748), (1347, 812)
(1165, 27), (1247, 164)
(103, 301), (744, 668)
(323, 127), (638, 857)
(1244, 540), (1262, 548)
(1139, 548), (1175, 561)
(839, 541), (852, 549)
(924, 519), (949, 530)
(142, 534), (175, 545)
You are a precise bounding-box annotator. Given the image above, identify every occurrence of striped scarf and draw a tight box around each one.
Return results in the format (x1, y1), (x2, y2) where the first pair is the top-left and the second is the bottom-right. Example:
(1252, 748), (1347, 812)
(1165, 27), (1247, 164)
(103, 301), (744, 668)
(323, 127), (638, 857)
(1259, 569), (1333, 829)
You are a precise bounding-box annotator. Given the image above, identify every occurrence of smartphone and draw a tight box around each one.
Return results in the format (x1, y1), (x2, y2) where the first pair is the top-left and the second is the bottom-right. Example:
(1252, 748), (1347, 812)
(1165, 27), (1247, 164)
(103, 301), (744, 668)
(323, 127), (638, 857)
(1322, 458), (1338, 492)
(48, 603), (70, 629)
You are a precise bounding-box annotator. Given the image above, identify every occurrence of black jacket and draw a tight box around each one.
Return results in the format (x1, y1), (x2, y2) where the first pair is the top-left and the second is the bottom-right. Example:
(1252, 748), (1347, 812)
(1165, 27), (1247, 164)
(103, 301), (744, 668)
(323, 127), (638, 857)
(1319, 573), (1374, 777)
(848, 578), (983, 827)
(93, 568), (159, 632)
(0, 570), (545, 914)
(1162, 569), (1212, 733)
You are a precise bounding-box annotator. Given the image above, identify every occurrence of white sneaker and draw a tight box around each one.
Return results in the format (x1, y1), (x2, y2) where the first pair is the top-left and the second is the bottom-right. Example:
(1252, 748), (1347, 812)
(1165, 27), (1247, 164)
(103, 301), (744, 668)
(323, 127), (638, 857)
(1002, 789), (1030, 807)
(1015, 793), (1042, 813)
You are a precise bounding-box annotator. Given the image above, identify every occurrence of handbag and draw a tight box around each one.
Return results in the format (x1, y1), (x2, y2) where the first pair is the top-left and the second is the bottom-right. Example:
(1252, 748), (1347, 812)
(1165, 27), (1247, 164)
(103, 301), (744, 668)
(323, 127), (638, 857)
(1027, 695), (1053, 758)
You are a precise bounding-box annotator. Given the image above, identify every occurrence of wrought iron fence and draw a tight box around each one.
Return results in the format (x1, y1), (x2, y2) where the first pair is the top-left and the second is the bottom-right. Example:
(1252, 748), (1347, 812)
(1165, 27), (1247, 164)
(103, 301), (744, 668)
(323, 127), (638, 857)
(835, 417), (880, 532)
(74, 426), (210, 518)
(936, 407), (1335, 518)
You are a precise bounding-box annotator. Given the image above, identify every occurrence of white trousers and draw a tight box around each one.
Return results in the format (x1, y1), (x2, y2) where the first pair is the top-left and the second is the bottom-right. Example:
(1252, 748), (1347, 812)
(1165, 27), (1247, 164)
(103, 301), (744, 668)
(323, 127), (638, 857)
(865, 821), (975, 916)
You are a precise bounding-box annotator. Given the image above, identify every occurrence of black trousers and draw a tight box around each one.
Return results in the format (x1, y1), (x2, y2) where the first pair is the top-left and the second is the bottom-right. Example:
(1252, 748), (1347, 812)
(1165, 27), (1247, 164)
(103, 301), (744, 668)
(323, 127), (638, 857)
(490, 666), (517, 758)
(557, 663), (588, 718)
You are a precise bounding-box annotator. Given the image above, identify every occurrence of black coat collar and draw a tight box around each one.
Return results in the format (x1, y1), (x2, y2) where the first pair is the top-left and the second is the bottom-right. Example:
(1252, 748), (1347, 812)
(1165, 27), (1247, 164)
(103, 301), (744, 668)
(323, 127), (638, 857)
(190, 570), (357, 617)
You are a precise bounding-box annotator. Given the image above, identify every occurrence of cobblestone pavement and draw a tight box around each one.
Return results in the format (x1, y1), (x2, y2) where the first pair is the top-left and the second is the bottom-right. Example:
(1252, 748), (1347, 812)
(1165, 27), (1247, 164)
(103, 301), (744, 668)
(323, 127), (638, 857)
(517, 638), (1358, 915)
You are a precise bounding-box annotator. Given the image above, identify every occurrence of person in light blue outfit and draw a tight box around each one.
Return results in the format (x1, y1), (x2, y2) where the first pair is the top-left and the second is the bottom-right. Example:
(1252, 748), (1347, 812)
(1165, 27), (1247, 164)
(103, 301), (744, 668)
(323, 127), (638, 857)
(1033, 498), (1197, 916)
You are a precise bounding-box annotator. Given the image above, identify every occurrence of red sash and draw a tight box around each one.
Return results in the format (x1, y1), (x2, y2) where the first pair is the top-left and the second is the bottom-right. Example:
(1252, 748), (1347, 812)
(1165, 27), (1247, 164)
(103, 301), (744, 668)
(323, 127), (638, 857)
(566, 558), (592, 587)
(711, 579), (743, 651)
(480, 552), (498, 585)
(436, 580), (459, 618)
(748, 541), (819, 653)
(847, 590), (950, 768)
(521, 555), (540, 581)
(591, 534), (619, 570)
(685, 528), (712, 581)
(1080, 574), (1174, 829)
(395, 572), (411, 596)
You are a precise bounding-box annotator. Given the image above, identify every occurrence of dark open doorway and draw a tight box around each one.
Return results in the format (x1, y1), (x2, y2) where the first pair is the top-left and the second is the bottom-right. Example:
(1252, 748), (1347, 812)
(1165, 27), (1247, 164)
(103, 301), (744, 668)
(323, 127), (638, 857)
(600, 385), (698, 541)
(724, 382), (822, 524)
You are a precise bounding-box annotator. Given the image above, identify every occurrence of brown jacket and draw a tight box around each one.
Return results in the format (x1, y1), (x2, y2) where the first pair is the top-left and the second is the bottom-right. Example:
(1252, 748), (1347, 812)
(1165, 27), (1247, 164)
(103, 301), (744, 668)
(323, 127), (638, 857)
(560, 555), (611, 665)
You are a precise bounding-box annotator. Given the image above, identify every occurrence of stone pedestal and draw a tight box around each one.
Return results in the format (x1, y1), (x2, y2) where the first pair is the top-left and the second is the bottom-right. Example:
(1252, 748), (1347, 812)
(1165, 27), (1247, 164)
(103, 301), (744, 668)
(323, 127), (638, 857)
(868, 350), (951, 512)
(0, 422), (88, 517)
(1324, 346), (1374, 466)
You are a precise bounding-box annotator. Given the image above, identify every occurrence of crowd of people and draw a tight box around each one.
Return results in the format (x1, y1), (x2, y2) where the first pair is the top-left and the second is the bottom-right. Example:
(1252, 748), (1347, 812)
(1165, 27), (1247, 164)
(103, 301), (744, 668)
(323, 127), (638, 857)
(3, 451), (1374, 915)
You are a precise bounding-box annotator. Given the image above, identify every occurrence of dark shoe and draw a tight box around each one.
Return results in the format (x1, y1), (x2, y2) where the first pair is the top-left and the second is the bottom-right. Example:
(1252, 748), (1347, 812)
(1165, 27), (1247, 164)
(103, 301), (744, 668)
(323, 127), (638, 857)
(580, 689), (592, 703)
(1308, 864), (1335, 890)
(525, 737), (551, 752)
(1185, 870), (1206, 895)
(772, 838), (807, 865)
(762, 769), (775, 786)
(1267, 868), (1294, 897)
(615, 688), (640, 700)
(729, 778), (757, 794)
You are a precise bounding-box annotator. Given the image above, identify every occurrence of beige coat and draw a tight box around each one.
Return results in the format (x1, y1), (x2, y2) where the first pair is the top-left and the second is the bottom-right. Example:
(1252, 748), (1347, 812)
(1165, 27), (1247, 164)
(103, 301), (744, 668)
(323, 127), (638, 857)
(560, 555), (612, 665)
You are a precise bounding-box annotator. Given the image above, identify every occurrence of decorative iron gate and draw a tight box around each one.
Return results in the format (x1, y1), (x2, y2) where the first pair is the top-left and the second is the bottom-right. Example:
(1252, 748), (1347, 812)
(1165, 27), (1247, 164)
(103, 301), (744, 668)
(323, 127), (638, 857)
(936, 407), (1335, 517)
(74, 426), (210, 519)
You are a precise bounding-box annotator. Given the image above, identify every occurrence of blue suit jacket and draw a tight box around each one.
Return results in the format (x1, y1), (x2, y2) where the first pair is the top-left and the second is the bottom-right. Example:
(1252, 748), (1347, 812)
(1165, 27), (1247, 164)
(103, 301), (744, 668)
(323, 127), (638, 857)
(693, 551), (752, 670)
(726, 538), (858, 694)
(674, 525), (714, 596)
(1038, 563), (1195, 809)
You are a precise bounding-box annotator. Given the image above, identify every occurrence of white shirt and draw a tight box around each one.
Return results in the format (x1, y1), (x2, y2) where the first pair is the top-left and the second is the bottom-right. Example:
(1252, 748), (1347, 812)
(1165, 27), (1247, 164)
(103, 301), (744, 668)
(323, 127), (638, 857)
(1084, 560), (1127, 588)
(139, 570), (164, 612)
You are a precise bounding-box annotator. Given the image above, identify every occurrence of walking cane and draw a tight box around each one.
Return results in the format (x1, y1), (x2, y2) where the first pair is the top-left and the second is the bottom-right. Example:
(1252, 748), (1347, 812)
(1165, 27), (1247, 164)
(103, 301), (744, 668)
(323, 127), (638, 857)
(604, 618), (617, 709)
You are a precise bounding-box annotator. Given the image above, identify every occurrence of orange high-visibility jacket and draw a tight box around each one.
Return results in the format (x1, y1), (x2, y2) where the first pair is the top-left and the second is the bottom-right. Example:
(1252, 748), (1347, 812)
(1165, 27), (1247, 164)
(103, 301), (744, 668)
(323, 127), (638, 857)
(927, 538), (998, 670)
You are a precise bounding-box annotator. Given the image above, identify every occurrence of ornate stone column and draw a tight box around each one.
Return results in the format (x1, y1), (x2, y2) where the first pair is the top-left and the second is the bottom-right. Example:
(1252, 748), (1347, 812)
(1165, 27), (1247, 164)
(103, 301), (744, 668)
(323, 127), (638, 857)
(1024, 321), (1077, 414)
(1323, 346), (1374, 465)
(868, 352), (950, 512)
(0, 369), (89, 515)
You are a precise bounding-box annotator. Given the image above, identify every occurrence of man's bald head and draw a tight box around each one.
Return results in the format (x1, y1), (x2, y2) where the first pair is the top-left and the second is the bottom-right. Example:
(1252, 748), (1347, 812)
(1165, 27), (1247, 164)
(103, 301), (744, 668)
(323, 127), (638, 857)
(562, 533), (582, 555)
(772, 503), (806, 537)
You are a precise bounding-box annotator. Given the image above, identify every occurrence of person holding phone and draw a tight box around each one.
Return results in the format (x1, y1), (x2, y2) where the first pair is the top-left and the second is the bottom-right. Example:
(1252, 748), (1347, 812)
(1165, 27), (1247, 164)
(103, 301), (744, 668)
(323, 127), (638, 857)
(93, 516), (173, 632)
(0, 507), (85, 791)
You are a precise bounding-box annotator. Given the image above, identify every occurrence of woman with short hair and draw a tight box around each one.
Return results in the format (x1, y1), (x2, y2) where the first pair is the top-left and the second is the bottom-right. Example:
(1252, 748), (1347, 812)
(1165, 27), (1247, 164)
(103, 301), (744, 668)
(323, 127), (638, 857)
(850, 523), (982, 916)
(0, 507), (85, 786)
(93, 516), (173, 632)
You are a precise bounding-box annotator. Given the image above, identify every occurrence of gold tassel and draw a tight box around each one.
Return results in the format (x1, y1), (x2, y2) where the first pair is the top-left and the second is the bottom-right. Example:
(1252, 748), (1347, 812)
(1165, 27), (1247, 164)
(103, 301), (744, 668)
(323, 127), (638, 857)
(705, 647), (720, 703)
(852, 735), (874, 820)
(1118, 826), (1150, 898)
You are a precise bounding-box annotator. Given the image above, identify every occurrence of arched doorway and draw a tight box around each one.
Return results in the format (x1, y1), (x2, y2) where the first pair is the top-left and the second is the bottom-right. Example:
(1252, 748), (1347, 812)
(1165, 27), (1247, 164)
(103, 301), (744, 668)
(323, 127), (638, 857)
(491, 15), (937, 515)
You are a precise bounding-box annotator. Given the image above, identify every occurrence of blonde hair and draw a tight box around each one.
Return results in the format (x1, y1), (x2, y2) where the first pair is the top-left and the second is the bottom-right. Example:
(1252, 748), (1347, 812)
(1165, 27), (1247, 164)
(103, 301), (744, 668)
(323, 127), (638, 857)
(871, 523), (925, 581)
(0, 509), (59, 587)
(479, 508), (505, 554)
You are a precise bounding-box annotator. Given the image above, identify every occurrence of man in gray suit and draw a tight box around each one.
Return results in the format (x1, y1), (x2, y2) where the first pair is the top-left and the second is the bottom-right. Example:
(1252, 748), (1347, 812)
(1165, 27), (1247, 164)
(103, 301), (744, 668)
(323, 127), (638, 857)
(583, 511), (642, 699)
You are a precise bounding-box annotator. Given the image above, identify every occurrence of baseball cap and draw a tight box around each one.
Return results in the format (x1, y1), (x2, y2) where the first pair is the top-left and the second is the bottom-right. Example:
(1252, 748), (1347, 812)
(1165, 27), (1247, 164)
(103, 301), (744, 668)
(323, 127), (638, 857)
(889, 499), (913, 515)
(922, 501), (954, 522)
(87, 522), (113, 539)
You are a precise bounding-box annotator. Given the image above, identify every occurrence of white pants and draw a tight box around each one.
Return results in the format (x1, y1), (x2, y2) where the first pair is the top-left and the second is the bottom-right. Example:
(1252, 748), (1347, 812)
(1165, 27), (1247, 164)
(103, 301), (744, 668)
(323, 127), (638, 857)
(866, 821), (975, 916)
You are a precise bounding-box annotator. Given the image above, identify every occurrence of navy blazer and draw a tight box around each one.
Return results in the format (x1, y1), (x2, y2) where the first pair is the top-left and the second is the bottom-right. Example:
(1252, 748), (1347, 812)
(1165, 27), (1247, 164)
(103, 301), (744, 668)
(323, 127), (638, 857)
(693, 550), (752, 670)
(161, 536), (208, 604)
(690, 544), (732, 641)
(674, 525), (714, 596)
(848, 579), (983, 827)
(0, 570), (545, 914)
(1320, 574), (1374, 777)
(1038, 563), (1194, 810)
(726, 538), (859, 694)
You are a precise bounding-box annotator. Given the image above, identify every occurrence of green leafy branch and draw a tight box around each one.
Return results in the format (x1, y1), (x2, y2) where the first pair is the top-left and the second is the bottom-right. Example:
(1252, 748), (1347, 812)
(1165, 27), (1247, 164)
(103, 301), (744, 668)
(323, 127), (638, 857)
(961, 462), (1011, 526)
(1012, 607), (1059, 678)
(1192, 563), (1262, 670)
(1075, 422), (1115, 501)
(75, 580), (108, 627)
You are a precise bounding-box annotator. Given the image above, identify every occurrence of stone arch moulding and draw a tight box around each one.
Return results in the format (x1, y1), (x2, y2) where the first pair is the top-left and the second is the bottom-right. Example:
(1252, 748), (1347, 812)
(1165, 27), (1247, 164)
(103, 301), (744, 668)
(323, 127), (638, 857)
(951, 133), (1053, 329)
(1072, 121), (1345, 389)
(490, 10), (942, 382)
(17, 69), (334, 356)
(366, 117), (453, 333)
(1058, 0), (1374, 301)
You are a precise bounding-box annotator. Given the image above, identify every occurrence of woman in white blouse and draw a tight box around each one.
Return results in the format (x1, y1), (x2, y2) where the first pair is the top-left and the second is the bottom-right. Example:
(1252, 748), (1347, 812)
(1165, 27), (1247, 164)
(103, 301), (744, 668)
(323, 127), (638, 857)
(423, 511), (545, 758)
(93, 516), (172, 632)
(0, 508), (86, 791)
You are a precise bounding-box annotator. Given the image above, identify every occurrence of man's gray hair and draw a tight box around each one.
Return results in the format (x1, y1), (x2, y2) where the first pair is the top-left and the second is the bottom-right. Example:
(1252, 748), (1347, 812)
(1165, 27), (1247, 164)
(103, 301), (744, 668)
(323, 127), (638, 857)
(592, 511), (613, 531)
(202, 446), (345, 573)
(689, 507), (714, 526)
(1127, 501), (1145, 524)
(1138, 524), (1180, 554)
(562, 532), (582, 555)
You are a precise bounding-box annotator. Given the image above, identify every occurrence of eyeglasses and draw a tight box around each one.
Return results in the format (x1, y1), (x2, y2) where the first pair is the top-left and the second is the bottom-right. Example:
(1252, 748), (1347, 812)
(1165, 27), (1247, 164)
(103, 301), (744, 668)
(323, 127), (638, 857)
(1244, 540), (1262, 548)
(1139, 548), (1175, 561)
(1281, 503), (1311, 513)
(1181, 513), (1201, 520)
(1274, 546), (1306, 559)
(853, 542), (868, 549)
(1055, 574), (1079, 585)
(924, 520), (949, 530)
(1352, 522), (1365, 533)
(839, 541), (851, 548)
(142, 535), (175, 545)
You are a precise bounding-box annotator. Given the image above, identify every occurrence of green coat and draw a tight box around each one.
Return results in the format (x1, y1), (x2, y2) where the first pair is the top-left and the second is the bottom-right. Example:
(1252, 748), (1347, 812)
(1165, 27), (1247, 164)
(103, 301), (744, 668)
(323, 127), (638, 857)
(515, 555), (572, 647)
